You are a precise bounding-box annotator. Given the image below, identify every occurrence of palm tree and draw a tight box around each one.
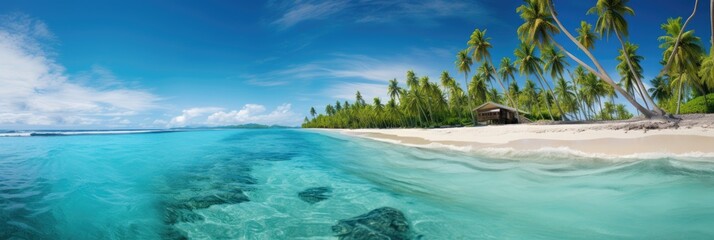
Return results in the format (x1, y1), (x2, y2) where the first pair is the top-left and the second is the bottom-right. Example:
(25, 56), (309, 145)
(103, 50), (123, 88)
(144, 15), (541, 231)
(440, 71), (454, 100)
(456, 49), (476, 125)
(699, 48), (714, 88)
(508, 80), (521, 114)
(542, 45), (568, 81)
(567, 67), (588, 120)
(325, 104), (335, 116)
(521, 79), (539, 116)
(373, 97), (384, 127)
(516, 0), (559, 47)
(469, 28), (520, 118)
(514, 43), (555, 120)
(309, 107), (316, 119)
(487, 88), (502, 103)
(469, 74), (488, 106)
(498, 57), (518, 107)
(576, 21), (598, 50)
(648, 76), (672, 104)
(388, 78), (402, 102)
(586, 0), (659, 111)
(554, 77), (578, 119)
(406, 70), (429, 126)
(540, 44), (572, 120)
(478, 62), (496, 86)
(616, 42), (649, 110)
(419, 76), (436, 124)
(581, 72), (608, 118)
(355, 91), (366, 106)
(659, 17), (705, 114)
(335, 101), (342, 112)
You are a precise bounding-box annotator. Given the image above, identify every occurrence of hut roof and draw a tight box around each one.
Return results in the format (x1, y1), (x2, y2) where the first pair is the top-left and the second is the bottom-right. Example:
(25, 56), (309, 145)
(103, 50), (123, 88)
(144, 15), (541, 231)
(474, 102), (529, 114)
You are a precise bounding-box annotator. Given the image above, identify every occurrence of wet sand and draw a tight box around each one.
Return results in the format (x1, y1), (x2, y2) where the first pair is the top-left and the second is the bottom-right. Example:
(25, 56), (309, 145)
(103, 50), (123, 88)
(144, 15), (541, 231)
(324, 116), (714, 158)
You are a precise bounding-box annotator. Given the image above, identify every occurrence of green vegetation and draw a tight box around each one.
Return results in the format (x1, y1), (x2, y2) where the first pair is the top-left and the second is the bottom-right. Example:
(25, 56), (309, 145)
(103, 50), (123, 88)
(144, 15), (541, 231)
(304, 0), (714, 128)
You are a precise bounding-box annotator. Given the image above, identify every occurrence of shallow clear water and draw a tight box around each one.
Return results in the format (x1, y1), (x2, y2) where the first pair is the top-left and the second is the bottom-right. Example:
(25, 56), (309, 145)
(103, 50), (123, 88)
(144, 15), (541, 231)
(1, 129), (714, 239)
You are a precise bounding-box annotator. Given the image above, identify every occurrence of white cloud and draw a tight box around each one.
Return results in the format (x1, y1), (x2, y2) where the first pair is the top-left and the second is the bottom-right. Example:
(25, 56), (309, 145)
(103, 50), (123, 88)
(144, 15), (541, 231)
(0, 14), (160, 127)
(169, 107), (223, 126)
(166, 104), (300, 127)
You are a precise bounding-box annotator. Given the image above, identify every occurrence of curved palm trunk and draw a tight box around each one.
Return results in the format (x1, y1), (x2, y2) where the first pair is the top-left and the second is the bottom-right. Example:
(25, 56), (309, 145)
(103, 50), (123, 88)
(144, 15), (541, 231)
(566, 70), (587, 120)
(532, 74), (555, 121)
(551, 40), (653, 118)
(658, 0), (700, 78)
(614, 30), (655, 111)
(676, 79), (684, 114)
(486, 58), (521, 121)
(547, 1), (656, 118)
(413, 91), (429, 127)
(597, 96), (604, 119)
(535, 67), (568, 121)
(463, 73), (477, 125)
(425, 93), (435, 125)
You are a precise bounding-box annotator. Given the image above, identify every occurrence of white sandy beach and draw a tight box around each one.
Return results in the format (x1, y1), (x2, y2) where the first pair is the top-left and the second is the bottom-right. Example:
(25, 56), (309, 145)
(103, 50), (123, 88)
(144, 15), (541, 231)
(326, 114), (714, 159)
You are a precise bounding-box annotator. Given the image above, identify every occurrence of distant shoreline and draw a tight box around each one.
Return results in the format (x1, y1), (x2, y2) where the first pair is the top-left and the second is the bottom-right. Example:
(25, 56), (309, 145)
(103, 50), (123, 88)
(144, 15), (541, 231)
(315, 114), (714, 160)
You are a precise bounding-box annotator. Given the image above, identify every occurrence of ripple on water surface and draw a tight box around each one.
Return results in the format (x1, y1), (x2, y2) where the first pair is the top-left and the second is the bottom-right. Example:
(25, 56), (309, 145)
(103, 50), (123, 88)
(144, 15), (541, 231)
(2, 129), (714, 239)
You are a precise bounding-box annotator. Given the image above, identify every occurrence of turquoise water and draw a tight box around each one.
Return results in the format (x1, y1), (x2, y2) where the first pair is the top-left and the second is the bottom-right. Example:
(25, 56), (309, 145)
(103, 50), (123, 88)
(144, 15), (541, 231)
(1, 129), (714, 239)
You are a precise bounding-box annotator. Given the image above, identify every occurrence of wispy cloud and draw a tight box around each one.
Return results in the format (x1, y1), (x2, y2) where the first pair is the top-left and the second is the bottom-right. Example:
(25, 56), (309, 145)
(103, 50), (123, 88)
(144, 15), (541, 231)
(243, 53), (438, 87)
(272, 1), (350, 29)
(166, 104), (300, 127)
(270, 0), (489, 29)
(325, 82), (390, 102)
(0, 14), (160, 127)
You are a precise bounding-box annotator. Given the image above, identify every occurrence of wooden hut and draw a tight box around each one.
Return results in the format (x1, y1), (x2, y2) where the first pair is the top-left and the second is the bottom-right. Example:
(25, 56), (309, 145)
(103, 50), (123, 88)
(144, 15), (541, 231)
(473, 102), (530, 124)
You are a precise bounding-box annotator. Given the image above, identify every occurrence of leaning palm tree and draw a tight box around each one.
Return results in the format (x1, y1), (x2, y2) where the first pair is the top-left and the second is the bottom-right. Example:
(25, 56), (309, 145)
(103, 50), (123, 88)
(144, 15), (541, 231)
(456, 49), (476, 125)
(540, 45), (571, 120)
(309, 107), (316, 119)
(530, 0), (657, 117)
(586, 0), (661, 111)
(616, 42), (649, 110)
(659, 17), (705, 114)
(468, 29), (520, 118)
(514, 43), (555, 120)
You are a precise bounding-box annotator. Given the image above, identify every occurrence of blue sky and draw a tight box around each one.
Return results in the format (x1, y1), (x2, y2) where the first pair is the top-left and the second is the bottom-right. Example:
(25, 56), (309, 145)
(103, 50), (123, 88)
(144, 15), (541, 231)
(0, 0), (708, 129)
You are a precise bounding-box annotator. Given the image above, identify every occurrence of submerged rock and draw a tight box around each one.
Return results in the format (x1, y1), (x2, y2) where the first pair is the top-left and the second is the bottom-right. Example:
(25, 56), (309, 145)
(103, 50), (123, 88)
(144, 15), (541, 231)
(164, 207), (205, 225)
(183, 190), (250, 210)
(332, 207), (411, 240)
(298, 187), (332, 204)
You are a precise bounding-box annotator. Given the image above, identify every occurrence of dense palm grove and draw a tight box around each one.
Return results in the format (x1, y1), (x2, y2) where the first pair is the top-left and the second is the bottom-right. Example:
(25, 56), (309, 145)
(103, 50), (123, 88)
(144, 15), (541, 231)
(303, 0), (714, 129)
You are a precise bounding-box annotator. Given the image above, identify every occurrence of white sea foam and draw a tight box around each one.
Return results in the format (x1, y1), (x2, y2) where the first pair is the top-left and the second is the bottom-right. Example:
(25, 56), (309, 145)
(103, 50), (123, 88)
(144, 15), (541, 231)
(351, 133), (714, 163)
(0, 130), (175, 137)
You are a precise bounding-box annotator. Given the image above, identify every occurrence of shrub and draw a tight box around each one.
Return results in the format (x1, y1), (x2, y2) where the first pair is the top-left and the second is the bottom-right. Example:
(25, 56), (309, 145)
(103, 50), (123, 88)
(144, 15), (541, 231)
(679, 93), (714, 114)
